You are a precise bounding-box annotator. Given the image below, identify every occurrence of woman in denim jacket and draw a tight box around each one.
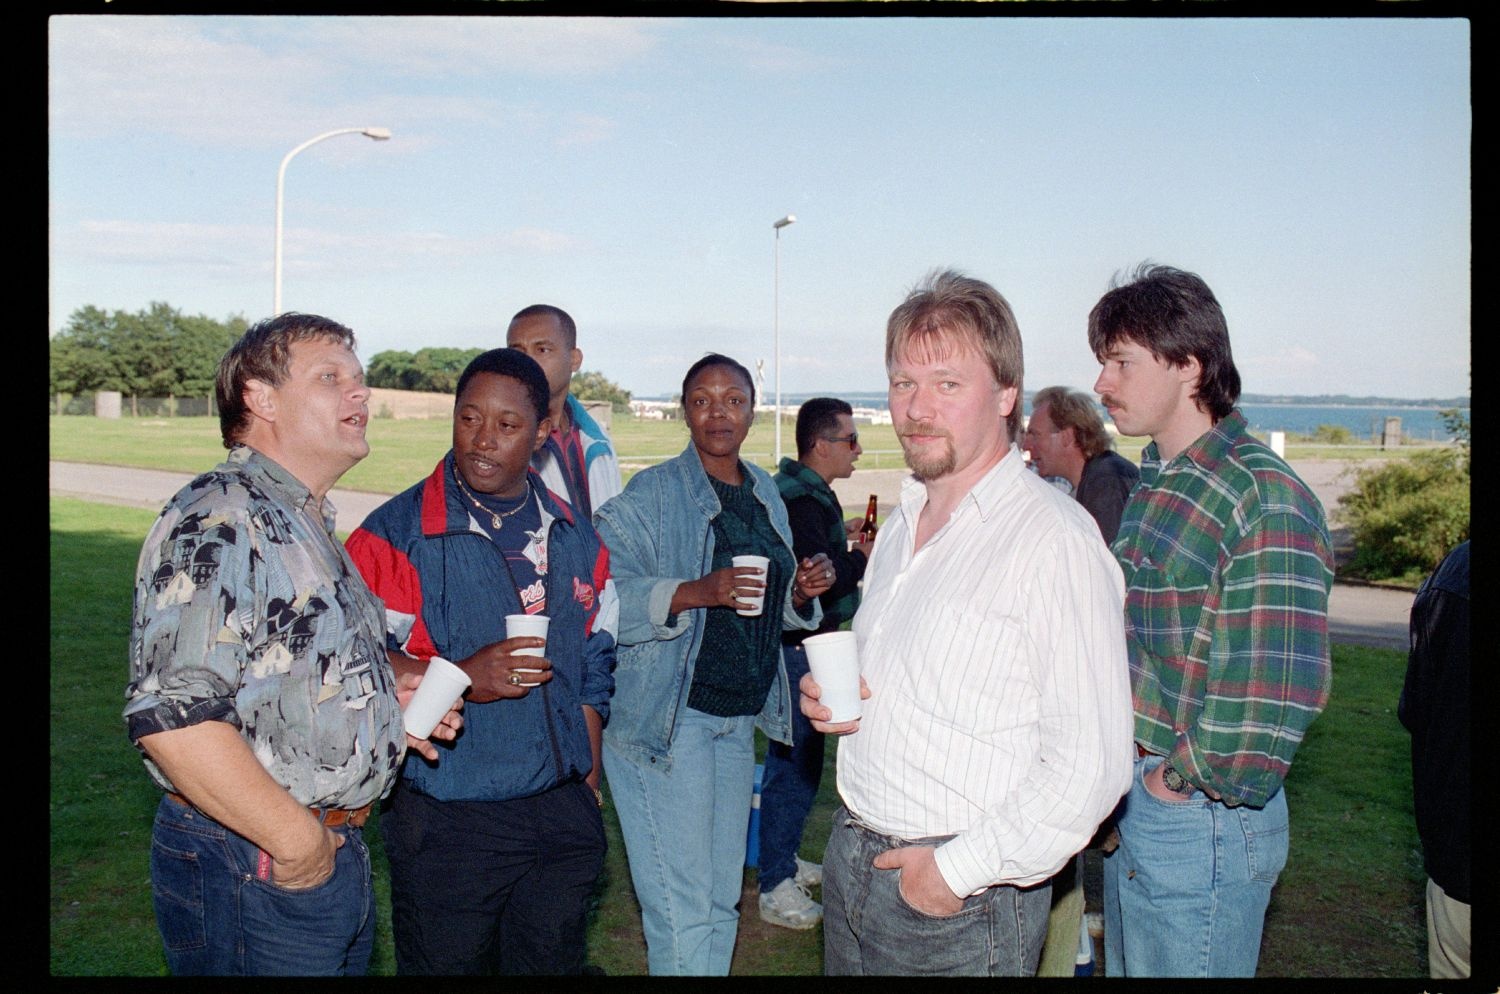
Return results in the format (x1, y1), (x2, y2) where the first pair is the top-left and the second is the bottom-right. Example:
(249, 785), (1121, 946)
(595, 354), (833, 975)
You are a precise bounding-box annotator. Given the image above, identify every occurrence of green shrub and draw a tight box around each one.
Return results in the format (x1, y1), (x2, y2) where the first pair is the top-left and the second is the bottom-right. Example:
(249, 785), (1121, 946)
(1311, 423), (1354, 445)
(1338, 449), (1469, 582)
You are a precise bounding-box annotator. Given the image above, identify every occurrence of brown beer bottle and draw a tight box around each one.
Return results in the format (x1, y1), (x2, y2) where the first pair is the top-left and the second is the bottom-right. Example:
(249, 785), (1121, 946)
(858, 494), (879, 542)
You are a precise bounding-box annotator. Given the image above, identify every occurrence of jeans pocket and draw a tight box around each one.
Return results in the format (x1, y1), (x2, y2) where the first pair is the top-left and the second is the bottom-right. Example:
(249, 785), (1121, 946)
(150, 836), (207, 952)
(1241, 812), (1289, 884)
(238, 836), (366, 971)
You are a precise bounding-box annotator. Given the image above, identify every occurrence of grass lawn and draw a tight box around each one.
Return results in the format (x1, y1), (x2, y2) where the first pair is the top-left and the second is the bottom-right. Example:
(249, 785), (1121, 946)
(50, 414), (1420, 496)
(51, 495), (1426, 977)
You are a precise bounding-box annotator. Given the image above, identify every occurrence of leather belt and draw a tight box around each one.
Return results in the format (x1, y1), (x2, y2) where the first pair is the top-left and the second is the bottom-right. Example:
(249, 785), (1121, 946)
(166, 791), (371, 829)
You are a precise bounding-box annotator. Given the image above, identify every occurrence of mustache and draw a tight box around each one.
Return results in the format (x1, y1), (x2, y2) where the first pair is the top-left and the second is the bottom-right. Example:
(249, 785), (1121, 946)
(1098, 394), (1119, 410)
(899, 420), (950, 438)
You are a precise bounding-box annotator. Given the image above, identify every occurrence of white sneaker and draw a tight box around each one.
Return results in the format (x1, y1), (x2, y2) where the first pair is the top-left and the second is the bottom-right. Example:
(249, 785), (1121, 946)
(759, 878), (822, 930)
(794, 856), (823, 888)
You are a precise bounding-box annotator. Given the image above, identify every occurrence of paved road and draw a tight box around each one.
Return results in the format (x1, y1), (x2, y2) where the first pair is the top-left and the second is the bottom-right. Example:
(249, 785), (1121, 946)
(51, 458), (1414, 650)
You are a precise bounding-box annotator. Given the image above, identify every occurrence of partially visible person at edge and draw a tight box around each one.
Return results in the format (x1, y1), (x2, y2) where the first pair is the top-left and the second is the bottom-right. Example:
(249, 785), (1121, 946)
(506, 303), (622, 520)
(756, 397), (875, 931)
(1022, 383), (1142, 977)
(124, 314), (463, 976)
(593, 353), (835, 975)
(1400, 540), (1470, 980)
(800, 270), (1134, 976)
(344, 348), (617, 975)
(1090, 262), (1334, 978)
(1023, 384), (1141, 544)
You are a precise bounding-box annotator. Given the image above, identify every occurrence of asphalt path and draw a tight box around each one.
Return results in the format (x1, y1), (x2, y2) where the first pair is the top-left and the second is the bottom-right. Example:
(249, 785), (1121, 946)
(51, 458), (1414, 650)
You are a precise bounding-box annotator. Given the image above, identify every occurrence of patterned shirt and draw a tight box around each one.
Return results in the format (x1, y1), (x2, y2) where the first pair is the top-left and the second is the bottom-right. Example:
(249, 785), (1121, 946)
(1113, 410), (1333, 808)
(124, 445), (407, 810)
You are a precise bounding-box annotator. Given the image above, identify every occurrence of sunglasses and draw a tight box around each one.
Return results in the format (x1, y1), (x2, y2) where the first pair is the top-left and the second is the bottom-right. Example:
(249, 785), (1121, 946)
(822, 432), (859, 448)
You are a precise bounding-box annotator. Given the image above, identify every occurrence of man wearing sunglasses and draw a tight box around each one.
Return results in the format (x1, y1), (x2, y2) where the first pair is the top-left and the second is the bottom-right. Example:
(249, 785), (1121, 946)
(757, 397), (874, 930)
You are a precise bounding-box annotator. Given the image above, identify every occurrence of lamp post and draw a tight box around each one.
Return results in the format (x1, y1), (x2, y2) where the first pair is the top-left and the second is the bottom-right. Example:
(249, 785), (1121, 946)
(772, 214), (796, 464)
(274, 127), (392, 315)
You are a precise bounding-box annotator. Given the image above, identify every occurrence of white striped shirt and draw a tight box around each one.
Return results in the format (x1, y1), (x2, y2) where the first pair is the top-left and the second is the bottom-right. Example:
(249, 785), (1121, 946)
(840, 447), (1134, 895)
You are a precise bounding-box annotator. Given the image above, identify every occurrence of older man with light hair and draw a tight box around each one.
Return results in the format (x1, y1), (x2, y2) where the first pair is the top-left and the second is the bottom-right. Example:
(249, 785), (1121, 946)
(1023, 385), (1140, 544)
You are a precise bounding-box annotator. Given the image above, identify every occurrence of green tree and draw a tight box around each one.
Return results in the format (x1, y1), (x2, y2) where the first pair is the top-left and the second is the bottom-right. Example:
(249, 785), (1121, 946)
(50, 303), (247, 411)
(366, 349), (419, 390)
(366, 347), (482, 392)
(570, 370), (632, 413)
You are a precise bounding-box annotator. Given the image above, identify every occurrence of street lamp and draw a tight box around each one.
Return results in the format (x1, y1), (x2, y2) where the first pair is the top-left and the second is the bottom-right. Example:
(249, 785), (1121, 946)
(274, 127), (392, 315)
(772, 213), (796, 464)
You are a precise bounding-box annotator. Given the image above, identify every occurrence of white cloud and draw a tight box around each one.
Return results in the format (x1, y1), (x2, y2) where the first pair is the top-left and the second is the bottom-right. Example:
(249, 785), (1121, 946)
(48, 16), (647, 148)
(306, 17), (665, 77)
(557, 113), (618, 148)
(703, 32), (850, 74)
(52, 217), (581, 281)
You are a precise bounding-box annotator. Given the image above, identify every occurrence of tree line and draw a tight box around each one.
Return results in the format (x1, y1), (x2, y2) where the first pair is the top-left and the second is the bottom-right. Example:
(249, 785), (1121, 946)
(367, 348), (632, 412)
(48, 304), (633, 413)
(49, 303), (249, 401)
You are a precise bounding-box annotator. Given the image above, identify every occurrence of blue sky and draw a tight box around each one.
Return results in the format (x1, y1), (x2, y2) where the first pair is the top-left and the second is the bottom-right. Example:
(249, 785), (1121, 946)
(49, 15), (1470, 400)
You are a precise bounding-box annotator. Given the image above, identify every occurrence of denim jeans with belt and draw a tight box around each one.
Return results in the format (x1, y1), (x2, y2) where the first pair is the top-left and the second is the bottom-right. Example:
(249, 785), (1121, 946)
(603, 706), (756, 975)
(149, 793), (375, 976)
(757, 644), (825, 893)
(1102, 754), (1289, 977)
(822, 806), (1051, 976)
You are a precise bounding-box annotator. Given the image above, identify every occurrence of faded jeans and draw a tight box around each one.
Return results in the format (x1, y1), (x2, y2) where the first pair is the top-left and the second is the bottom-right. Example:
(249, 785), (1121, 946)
(148, 793), (374, 976)
(1103, 754), (1289, 977)
(603, 706), (756, 975)
(822, 806), (1050, 976)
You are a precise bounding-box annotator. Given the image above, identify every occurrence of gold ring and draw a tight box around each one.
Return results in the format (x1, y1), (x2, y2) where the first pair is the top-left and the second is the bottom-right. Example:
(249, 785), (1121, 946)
(509, 674), (522, 686)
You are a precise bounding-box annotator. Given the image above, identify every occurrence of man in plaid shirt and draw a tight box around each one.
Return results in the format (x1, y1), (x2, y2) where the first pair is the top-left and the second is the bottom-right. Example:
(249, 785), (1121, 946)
(1088, 264), (1333, 977)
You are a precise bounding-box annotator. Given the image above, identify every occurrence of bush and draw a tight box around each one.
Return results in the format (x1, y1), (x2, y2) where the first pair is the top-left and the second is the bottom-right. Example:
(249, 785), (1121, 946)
(1337, 449), (1469, 582)
(1311, 424), (1354, 445)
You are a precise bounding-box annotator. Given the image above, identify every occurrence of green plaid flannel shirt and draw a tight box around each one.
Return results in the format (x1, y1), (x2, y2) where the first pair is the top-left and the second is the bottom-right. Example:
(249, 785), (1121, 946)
(1113, 411), (1334, 807)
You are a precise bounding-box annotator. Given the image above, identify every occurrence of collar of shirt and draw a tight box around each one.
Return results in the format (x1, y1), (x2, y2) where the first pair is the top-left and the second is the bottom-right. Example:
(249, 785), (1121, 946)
(228, 444), (339, 534)
(895, 444), (1025, 538)
(1139, 410), (1249, 488)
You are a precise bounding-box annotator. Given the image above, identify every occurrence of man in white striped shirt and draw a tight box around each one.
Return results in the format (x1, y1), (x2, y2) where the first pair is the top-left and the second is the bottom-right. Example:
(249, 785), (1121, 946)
(800, 270), (1134, 976)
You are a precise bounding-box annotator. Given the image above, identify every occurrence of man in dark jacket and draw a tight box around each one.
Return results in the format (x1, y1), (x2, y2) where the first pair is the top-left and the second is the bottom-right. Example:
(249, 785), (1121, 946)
(1399, 540), (1470, 980)
(346, 348), (617, 975)
(758, 397), (874, 929)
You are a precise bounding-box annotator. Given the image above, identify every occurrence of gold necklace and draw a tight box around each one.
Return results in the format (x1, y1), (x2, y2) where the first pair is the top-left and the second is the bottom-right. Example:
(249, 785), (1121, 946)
(453, 468), (530, 530)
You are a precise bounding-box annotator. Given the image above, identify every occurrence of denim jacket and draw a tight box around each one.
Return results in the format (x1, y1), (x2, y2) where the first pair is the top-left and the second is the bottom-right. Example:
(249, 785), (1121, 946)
(594, 443), (820, 771)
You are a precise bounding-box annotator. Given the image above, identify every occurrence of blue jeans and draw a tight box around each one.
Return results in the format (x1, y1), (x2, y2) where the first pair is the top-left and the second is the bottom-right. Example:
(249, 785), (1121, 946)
(603, 706), (756, 975)
(757, 644), (825, 892)
(149, 794), (375, 976)
(1102, 755), (1289, 977)
(822, 807), (1051, 976)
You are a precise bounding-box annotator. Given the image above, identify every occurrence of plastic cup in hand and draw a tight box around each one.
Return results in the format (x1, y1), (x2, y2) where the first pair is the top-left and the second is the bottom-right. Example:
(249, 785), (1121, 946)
(505, 613), (550, 657)
(803, 631), (862, 723)
(732, 555), (770, 617)
(402, 656), (471, 739)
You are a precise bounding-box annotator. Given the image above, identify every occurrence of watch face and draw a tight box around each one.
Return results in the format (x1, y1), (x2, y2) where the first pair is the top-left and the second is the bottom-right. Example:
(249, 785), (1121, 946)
(1162, 764), (1192, 794)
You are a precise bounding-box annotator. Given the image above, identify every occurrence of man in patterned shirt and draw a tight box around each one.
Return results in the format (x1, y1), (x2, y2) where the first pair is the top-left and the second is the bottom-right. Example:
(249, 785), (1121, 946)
(124, 314), (463, 975)
(1089, 264), (1334, 977)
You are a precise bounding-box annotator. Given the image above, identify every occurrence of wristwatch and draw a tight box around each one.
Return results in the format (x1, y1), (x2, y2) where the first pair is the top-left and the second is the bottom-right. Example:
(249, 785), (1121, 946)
(1160, 762), (1195, 796)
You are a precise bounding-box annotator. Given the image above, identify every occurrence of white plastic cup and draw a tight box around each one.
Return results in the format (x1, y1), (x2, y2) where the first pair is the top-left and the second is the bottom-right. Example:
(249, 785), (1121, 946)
(505, 613), (550, 657)
(803, 630), (861, 723)
(732, 555), (770, 617)
(402, 656), (472, 739)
